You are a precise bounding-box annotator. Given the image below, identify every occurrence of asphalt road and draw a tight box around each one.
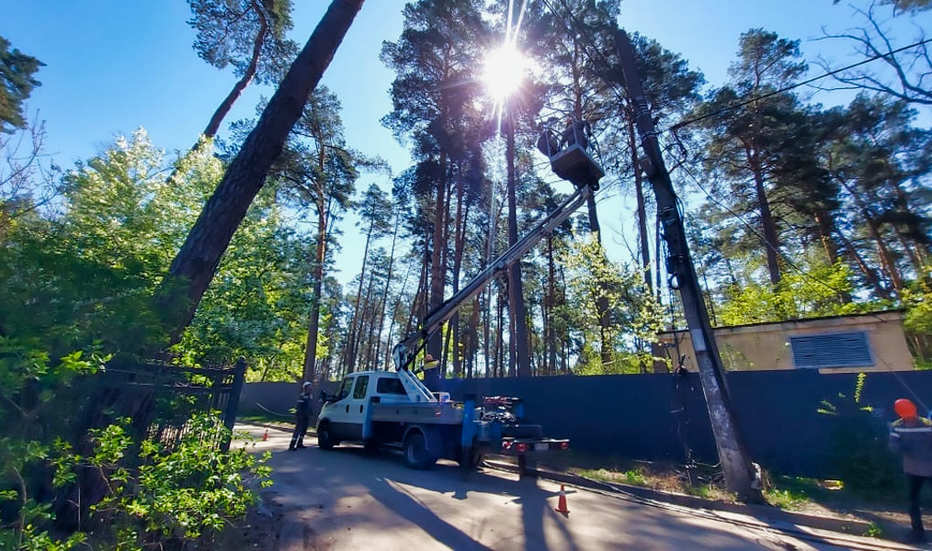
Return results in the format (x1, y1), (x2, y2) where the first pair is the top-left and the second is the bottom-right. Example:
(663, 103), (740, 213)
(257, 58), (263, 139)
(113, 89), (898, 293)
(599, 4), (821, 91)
(235, 424), (901, 551)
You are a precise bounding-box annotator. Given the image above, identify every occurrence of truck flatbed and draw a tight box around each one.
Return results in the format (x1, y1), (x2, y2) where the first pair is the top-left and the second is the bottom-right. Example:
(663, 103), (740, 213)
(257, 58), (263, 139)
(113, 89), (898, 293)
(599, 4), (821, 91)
(370, 400), (465, 425)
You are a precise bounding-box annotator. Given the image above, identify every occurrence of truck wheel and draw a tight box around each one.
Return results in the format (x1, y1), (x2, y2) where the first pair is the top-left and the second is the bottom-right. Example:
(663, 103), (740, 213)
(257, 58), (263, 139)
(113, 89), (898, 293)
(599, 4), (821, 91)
(317, 424), (336, 450)
(403, 432), (436, 469)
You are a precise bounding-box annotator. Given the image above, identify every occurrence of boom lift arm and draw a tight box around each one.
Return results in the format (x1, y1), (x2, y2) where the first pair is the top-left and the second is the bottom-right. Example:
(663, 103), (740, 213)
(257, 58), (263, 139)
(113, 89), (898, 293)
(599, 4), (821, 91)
(391, 121), (603, 397)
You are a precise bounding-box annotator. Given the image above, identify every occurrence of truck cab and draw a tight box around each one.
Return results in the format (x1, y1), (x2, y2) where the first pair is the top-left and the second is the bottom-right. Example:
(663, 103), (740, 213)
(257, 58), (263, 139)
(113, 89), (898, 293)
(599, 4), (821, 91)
(317, 370), (410, 443)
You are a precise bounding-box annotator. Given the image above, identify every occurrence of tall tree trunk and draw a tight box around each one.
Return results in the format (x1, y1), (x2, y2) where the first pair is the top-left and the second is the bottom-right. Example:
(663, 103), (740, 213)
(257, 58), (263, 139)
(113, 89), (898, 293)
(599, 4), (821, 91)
(450, 176), (467, 378)
(344, 221), (373, 371)
(869, 220), (905, 292)
(628, 116), (653, 291)
(383, 262), (411, 370)
(302, 205), (327, 383)
(837, 227), (888, 297)
(580, 151), (612, 366)
(813, 210), (840, 264)
(469, 297), (479, 378)
(504, 117), (531, 377)
(203, 3), (268, 140)
(896, 231), (925, 275)
(374, 211), (400, 370)
(425, 151), (448, 389)
(498, 283), (506, 377)
(157, 0), (365, 340)
(747, 149), (782, 284)
(547, 236), (557, 376)
(484, 178), (498, 378)
(841, 180), (904, 292)
(655, 214), (664, 299)
(358, 268), (377, 370)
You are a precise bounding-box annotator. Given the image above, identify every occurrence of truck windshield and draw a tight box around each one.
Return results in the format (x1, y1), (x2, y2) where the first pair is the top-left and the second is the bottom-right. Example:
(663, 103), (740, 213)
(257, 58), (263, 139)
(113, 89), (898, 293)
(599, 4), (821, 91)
(352, 376), (369, 399)
(338, 377), (353, 400)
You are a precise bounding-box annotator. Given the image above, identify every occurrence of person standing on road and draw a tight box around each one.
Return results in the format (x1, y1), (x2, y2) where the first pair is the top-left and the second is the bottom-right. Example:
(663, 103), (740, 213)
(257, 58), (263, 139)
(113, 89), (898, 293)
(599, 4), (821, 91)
(889, 398), (932, 543)
(289, 382), (312, 451)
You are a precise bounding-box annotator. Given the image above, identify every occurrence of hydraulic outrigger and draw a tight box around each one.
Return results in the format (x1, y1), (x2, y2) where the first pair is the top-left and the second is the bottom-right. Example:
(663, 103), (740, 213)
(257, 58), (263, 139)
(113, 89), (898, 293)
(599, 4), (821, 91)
(391, 120), (604, 392)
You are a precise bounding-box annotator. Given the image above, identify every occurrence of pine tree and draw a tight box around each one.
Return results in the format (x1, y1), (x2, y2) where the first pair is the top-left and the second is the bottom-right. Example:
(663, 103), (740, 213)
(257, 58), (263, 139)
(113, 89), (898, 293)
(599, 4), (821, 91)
(158, 0), (364, 342)
(187, 0), (298, 139)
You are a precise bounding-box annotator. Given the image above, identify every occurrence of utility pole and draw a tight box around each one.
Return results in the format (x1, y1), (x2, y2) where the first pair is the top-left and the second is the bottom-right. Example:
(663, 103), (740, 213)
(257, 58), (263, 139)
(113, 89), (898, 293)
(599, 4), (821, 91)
(615, 29), (761, 502)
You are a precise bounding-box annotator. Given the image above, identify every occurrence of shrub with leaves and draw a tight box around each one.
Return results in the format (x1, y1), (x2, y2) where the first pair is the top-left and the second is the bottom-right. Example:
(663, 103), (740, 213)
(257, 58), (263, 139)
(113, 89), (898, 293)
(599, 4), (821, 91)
(52, 415), (272, 549)
(817, 373), (899, 494)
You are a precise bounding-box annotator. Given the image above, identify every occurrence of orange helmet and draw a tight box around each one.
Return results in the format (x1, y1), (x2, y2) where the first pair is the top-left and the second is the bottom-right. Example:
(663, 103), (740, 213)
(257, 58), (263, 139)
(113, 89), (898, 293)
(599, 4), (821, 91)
(895, 398), (918, 420)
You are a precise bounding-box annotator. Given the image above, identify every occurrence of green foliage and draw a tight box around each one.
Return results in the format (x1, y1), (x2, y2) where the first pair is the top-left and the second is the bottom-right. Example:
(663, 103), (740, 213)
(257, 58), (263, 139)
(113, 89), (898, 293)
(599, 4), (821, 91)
(561, 236), (665, 373)
(2, 413), (271, 549)
(902, 269), (932, 335)
(187, 0), (297, 84)
(718, 261), (870, 325)
(0, 129), (293, 548)
(0, 338), (107, 550)
(81, 415), (272, 548)
(763, 487), (809, 510)
(0, 36), (43, 133)
(817, 373), (900, 494)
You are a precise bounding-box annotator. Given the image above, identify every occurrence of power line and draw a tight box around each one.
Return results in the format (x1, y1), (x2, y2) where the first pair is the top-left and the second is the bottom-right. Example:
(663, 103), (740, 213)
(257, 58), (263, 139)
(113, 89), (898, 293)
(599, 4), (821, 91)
(541, 0), (932, 137)
(537, 0), (628, 106)
(668, 36), (932, 133)
(673, 152), (854, 299)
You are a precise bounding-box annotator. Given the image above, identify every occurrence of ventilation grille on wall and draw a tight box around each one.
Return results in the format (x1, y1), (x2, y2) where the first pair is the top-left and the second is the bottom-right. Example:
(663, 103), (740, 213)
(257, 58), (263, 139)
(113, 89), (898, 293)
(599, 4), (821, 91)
(790, 332), (873, 368)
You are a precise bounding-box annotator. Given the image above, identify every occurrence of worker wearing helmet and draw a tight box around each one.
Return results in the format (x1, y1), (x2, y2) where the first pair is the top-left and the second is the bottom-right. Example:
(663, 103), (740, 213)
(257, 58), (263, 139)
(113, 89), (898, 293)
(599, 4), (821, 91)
(289, 381), (313, 451)
(890, 398), (932, 543)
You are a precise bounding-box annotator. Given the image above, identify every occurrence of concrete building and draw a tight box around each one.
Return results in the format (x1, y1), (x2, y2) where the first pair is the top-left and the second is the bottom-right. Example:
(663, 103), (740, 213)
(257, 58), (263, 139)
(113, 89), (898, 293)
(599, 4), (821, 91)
(658, 310), (915, 373)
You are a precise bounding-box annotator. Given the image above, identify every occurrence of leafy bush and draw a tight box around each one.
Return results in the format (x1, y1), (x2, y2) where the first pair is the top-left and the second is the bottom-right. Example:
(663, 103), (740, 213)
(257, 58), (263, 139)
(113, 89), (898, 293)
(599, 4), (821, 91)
(5, 414), (271, 550)
(0, 337), (272, 549)
(817, 373), (900, 494)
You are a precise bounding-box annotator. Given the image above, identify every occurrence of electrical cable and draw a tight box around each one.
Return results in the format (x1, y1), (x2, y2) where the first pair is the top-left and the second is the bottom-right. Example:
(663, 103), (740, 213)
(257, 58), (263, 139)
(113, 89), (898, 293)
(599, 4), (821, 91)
(541, 0), (932, 137)
(673, 153), (854, 299)
(667, 36), (932, 133)
(255, 402), (293, 418)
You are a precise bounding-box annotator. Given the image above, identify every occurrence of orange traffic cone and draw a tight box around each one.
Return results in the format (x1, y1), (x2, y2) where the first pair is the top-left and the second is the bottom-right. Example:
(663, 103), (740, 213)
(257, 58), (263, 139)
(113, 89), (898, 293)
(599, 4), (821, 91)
(555, 484), (569, 516)
(262, 428), (269, 441)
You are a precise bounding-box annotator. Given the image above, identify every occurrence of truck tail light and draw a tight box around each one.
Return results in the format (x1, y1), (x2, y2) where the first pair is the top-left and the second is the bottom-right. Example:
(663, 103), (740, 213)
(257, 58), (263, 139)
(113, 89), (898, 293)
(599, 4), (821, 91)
(559, 441), (569, 450)
(502, 440), (512, 450)
(516, 442), (528, 453)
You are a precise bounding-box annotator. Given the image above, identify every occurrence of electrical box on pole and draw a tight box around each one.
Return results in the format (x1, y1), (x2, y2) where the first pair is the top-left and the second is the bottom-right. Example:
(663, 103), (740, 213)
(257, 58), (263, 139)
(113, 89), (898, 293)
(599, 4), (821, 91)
(614, 29), (761, 502)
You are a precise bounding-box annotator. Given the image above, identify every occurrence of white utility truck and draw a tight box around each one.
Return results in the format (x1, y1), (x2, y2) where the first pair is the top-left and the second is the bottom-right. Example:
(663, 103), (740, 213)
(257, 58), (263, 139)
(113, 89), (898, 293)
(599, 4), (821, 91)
(317, 121), (602, 470)
(316, 368), (568, 469)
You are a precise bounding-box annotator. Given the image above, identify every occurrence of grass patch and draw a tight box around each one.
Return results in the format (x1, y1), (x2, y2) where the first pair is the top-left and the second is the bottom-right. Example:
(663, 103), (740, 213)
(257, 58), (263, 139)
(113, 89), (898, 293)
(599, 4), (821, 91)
(685, 484), (713, 499)
(764, 487), (810, 510)
(574, 464), (735, 502)
(863, 521), (884, 538)
(624, 468), (647, 486)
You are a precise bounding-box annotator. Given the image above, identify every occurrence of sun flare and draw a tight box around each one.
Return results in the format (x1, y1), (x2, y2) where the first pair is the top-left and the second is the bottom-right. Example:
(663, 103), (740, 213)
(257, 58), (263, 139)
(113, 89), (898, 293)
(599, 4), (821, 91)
(482, 44), (526, 103)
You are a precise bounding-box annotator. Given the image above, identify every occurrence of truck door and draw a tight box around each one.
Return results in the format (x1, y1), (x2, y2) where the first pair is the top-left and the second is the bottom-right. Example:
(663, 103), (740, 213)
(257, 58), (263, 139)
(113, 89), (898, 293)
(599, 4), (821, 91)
(343, 375), (370, 441)
(327, 375), (355, 440)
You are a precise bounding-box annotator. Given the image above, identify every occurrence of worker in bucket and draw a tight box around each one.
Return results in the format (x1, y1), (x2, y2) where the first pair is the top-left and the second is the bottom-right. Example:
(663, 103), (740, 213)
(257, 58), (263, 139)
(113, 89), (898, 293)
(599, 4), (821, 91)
(423, 353), (439, 373)
(289, 381), (312, 451)
(889, 398), (932, 543)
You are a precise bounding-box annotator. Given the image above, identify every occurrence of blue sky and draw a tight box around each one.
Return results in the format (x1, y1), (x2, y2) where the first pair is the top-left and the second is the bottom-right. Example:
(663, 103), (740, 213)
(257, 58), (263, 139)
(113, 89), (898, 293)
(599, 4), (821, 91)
(5, 1), (930, 287)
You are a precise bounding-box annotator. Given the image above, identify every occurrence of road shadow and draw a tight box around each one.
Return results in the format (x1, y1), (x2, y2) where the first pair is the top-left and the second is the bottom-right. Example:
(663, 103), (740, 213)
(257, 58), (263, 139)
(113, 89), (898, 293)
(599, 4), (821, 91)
(265, 442), (841, 550)
(299, 445), (583, 550)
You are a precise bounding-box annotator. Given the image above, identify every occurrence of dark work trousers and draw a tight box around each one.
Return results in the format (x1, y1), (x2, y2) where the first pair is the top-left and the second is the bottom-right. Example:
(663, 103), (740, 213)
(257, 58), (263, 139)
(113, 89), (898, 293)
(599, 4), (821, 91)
(909, 474), (929, 536)
(289, 416), (308, 449)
